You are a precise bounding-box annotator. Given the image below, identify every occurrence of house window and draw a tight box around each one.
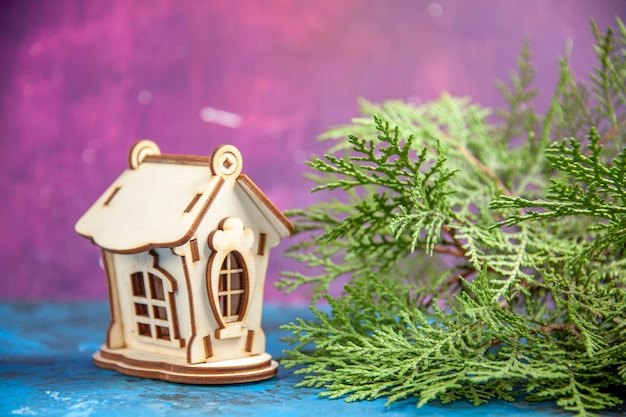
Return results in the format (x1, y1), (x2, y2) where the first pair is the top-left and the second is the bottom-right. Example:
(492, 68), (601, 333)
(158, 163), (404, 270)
(207, 217), (255, 339)
(130, 271), (180, 345)
(217, 252), (247, 323)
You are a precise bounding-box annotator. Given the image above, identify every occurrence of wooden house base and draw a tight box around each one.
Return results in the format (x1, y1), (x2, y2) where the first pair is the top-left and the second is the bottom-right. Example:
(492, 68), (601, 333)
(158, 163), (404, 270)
(93, 345), (278, 384)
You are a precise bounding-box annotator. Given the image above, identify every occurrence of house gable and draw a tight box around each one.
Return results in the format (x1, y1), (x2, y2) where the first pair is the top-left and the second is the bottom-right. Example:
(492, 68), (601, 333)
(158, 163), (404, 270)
(236, 175), (293, 239)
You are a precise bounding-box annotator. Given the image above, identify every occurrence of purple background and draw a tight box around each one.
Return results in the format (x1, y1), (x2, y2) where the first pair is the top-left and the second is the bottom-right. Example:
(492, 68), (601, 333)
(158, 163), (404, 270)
(1, 0), (623, 302)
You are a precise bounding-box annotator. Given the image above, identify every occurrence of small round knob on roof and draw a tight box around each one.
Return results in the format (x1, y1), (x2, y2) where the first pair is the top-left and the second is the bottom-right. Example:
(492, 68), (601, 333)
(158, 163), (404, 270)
(129, 140), (161, 169)
(211, 145), (242, 178)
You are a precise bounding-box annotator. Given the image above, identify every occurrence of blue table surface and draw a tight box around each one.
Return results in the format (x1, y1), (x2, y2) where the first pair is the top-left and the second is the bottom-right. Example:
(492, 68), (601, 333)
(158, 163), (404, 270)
(1, 302), (624, 417)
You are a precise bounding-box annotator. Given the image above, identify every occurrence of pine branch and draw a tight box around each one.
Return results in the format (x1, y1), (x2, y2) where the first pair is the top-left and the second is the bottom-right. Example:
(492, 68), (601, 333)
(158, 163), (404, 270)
(279, 17), (626, 417)
(281, 274), (626, 415)
(590, 20), (626, 137)
(491, 127), (626, 259)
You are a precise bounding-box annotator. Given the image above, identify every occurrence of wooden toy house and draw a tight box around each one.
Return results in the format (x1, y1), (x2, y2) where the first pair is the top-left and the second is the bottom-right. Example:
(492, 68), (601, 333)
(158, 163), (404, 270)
(75, 140), (292, 384)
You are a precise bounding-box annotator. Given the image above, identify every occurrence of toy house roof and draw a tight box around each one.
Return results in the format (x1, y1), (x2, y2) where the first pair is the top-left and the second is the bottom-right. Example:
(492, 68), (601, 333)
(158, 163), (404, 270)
(75, 142), (293, 254)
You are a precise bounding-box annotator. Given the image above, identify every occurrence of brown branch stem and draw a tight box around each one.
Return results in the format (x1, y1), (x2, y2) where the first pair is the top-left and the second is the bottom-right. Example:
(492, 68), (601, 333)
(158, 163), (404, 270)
(445, 268), (477, 287)
(432, 245), (465, 257)
(538, 322), (580, 337)
(442, 224), (467, 256)
(594, 118), (626, 150)
(490, 322), (580, 347)
(454, 143), (513, 197)
(436, 130), (513, 197)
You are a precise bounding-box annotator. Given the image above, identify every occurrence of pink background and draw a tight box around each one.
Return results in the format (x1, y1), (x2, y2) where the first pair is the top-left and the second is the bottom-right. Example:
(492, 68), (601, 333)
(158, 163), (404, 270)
(1, 0), (623, 302)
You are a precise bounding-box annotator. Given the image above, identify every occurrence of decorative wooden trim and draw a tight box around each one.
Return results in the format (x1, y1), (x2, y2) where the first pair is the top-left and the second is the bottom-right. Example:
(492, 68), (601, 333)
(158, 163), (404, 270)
(103, 186), (121, 206)
(245, 330), (255, 353)
(101, 249), (124, 349)
(143, 154), (212, 166)
(180, 255), (197, 364)
(169, 292), (184, 348)
(184, 193), (203, 213)
(215, 325), (247, 339)
(203, 335), (213, 359)
(210, 145), (243, 178)
(129, 140), (161, 169)
(206, 252), (223, 330)
(189, 239), (200, 262)
(180, 256), (195, 333)
(257, 233), (267, 256)
(186, 335), (197, 364)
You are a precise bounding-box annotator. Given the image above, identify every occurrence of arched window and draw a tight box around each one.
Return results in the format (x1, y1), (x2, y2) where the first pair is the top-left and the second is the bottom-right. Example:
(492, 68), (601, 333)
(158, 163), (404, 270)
(130, 270), (182, 348)
(207, 217), (256, 339)
(217, 251), (247, 323)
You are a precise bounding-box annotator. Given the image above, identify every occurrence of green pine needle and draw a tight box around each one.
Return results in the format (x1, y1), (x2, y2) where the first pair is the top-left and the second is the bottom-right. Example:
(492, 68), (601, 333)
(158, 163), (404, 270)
(278, 18), (626, 417)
